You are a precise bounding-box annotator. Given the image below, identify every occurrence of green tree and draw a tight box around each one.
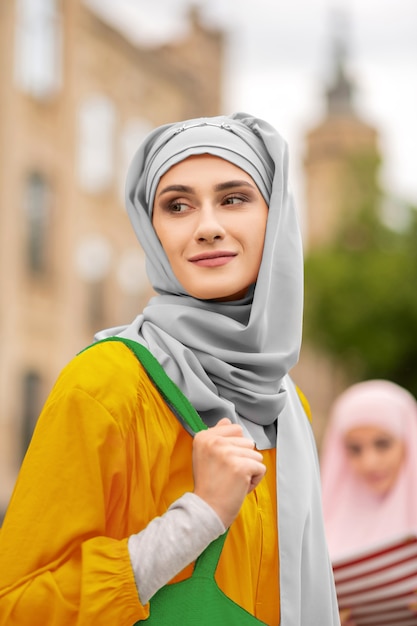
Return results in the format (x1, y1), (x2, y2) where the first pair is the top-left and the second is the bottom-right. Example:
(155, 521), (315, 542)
(303, 153), (417, 397)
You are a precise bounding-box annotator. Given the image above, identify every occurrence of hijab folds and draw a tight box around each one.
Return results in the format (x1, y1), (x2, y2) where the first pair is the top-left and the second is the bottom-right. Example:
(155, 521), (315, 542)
(100, 112), (303, 448)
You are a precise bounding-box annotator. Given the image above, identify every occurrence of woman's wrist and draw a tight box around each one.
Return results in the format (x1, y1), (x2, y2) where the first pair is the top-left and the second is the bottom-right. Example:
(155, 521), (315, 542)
(128, 492), (225, 604)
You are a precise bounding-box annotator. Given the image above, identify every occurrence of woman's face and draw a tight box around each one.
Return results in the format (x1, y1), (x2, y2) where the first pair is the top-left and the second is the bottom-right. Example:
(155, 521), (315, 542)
(152, 154), (269, 301)
(343, 426), (406, 496)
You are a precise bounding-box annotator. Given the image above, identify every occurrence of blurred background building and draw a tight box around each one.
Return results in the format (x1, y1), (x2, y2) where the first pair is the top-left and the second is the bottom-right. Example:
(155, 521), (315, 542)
(0, 0), (223, 515)
(303, 33), (380, 250)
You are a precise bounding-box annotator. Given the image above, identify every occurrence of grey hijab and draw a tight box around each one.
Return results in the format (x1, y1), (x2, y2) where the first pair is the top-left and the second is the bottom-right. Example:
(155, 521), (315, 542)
(97, 112), (340, 624)
(100, 112), (304, 448)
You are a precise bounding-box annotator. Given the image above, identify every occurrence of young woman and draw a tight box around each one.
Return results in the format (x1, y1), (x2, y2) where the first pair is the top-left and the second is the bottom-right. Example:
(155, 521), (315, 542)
(0, 113), (339, 625)
(321, 379), (417, 561)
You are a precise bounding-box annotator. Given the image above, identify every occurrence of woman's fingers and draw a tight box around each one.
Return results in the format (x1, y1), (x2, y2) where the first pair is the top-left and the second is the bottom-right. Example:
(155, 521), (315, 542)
(192, 418), (266, 527)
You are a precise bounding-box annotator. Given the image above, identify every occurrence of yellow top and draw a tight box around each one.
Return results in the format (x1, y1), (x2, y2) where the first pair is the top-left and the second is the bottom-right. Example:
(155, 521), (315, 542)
(0, 341), (279, 625)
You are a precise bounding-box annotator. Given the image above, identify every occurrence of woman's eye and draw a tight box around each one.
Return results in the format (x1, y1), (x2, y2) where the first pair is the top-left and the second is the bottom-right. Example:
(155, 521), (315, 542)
(374, 438), (392, 451)
(224, 195), (245, 205)
(168, 201), (189, 213)
(345, 443), (362, 457)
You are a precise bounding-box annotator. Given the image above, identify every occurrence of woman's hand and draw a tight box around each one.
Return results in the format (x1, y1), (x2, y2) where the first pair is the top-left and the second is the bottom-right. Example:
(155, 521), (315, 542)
(339, 609), (356, 626)
(192, 417), (266, 528)
(408, 591), (417, 614)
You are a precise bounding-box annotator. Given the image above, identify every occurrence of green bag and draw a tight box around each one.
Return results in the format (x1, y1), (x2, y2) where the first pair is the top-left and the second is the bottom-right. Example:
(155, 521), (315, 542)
(139, 528), (267, 625)
(90, 337), (267, 625)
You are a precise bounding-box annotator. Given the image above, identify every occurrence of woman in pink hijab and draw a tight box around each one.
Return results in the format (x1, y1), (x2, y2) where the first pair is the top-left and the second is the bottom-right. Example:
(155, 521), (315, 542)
(321, 380), (417, 625)
(321, 379), (417, 561)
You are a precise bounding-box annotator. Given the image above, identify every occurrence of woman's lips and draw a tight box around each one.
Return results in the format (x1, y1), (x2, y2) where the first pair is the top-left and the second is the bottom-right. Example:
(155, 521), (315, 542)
(188, 251), (237, 267)
(365, 472), (389, 485)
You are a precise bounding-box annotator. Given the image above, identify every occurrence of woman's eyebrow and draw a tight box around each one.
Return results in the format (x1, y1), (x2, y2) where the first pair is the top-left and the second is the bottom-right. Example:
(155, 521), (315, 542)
(157, 184), (194, 197)
(214, 180), (256, 192)
(157, 179), (256, 198)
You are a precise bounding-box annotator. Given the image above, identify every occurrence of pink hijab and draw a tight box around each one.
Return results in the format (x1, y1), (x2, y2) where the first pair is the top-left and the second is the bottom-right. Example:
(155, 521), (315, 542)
(320, 379), (417, 560)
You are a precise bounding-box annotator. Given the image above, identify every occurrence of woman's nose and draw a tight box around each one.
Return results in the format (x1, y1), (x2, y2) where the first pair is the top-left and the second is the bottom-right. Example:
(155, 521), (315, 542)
(194, 206), (226, 242)
(360, 448), (380, 472)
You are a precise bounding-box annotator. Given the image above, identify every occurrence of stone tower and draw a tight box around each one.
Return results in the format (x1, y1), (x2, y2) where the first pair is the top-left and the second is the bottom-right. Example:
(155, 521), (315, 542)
(293, 16), (381, 445)
(304, 18), (380, 250)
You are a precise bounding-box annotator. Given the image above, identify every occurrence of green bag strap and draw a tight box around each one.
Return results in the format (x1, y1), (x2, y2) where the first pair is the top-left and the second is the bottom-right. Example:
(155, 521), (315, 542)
(83, 336), (208, 435)
(192, 530), (228, 578)
(82, 336), (228, 578)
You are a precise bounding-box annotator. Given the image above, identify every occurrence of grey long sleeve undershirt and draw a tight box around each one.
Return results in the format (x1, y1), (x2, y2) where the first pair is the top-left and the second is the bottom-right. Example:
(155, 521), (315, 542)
(127, 492), (225, 605)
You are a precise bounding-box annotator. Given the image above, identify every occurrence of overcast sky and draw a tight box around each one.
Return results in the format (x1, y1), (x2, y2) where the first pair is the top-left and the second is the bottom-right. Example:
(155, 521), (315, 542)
(87, 0), (417, 220)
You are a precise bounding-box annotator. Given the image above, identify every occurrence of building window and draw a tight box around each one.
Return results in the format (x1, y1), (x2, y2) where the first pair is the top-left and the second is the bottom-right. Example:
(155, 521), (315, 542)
(87, 280), (106, 330)
(14, 0), (62, 100)
(74, 234), (112, 329)
(21, 370), (43, 458)
(24, 172), (51, 276)
(119, 118), (152, 202)
(77, 95), (116, 193)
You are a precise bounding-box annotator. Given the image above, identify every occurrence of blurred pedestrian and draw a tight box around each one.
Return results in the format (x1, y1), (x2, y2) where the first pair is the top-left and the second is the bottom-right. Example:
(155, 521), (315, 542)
(321, 379), (417, 625)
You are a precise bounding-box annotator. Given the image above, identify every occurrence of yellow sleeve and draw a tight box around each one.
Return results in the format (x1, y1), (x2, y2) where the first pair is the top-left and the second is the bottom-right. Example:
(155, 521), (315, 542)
(0, 352), (148, 625)
(295, 385), (313, 423)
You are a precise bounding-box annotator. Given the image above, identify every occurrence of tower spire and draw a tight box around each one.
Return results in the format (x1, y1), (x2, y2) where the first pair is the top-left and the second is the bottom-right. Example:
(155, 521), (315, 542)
(326, 9), (355, 116)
